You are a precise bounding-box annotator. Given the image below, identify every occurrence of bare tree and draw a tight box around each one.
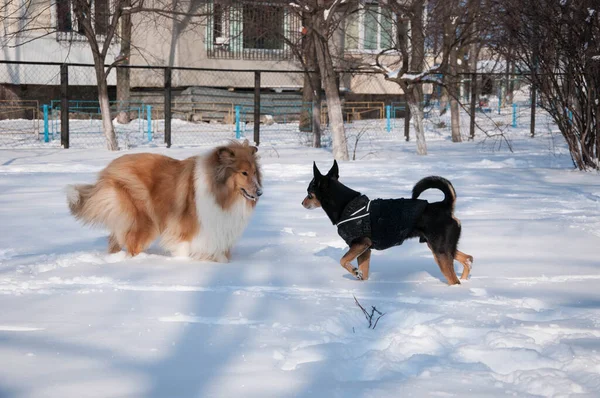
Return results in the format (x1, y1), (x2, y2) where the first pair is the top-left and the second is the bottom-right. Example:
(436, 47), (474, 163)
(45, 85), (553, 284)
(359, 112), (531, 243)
(0, 0), (211, 150)
(278, 12), (323, 148)
(1, 0), (143, 149)
(371, 0), (429, 155)
(303, 29), (324, 148)
(492, 0), (600, 170)
(354, 0), (490, 152)
(438, 0), (484, 143)
(442, 1), (463, 143)
(70, 0), (125, 150)
(290, 0), (351, 160)
(297, 22), (323, 148)
(116, 0), (132, 124)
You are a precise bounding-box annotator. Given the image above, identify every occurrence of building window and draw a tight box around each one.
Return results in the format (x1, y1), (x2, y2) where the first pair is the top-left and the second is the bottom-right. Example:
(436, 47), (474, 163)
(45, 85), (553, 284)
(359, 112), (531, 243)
(207, 1), (300, 60)
(56, 0), (110, 40)
(345, 2), (396, 52)
(242, 4), (284, 50)
(95, 0), (109, 36)
(213, 3), (225, 44)
(56, 0), (77, 33)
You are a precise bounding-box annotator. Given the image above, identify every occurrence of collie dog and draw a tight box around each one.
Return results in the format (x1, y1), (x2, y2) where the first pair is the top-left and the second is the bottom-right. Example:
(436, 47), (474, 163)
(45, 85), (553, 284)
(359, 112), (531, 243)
(66, 140), (262, 262)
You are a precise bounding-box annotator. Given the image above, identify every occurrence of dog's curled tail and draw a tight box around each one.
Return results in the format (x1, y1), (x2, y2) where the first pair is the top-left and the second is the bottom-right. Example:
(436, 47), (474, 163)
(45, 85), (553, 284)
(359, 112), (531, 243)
(411, 176), (456, 211)
(66, 183), (123, 228)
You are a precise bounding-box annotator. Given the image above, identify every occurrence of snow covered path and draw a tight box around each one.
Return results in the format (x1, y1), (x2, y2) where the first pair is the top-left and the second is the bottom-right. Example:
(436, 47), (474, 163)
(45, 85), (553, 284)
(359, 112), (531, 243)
(1, 132), (600, 397)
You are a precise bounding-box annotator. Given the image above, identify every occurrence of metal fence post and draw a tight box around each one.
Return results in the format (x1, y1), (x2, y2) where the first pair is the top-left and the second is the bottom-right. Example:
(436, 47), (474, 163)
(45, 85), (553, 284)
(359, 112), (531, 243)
(530, 85), (536, 138)
(386, 105), (391, 133)
(60, 64), (69, 148)
(404, 105), (410, 141)
(498, 86), (502, 115)
(512, 103), (517, 127)
(43, 104), (49, 142)
(146, 105), (152, 142)
(164, 67), (172, 148)
(235, 105), (241, 139)
(254, 71), (260, 146)
(469, 72), (477, 140)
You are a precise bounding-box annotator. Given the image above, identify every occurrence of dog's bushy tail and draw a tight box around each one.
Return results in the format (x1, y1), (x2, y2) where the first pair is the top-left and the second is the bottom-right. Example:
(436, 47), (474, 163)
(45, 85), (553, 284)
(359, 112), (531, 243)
(66, 184), (95, 217)
(66, 183), (127, 228)
(411, 176), (456, 211)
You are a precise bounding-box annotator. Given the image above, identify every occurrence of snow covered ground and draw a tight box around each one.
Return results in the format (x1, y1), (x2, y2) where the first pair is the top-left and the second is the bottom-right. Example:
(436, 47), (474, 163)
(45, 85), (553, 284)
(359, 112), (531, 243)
(0, 126), (600, 398)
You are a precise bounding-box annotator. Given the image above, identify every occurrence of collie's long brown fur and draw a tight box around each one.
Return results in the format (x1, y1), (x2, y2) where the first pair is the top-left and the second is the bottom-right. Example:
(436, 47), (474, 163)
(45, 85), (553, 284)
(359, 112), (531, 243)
(67, 140), (262, 260)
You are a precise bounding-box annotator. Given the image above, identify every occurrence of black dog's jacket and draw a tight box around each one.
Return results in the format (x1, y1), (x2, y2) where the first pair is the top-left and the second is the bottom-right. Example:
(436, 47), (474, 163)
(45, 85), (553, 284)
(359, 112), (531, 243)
(337, 195), (428, 250)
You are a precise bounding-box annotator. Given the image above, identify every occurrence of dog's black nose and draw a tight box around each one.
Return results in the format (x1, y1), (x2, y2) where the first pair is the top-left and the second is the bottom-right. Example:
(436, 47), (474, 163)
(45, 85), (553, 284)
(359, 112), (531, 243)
(257, 188), (263, 197)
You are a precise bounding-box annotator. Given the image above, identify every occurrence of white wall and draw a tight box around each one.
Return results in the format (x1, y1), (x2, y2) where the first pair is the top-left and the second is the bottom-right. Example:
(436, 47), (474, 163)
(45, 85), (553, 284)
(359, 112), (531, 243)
(1, 35), (120, 85)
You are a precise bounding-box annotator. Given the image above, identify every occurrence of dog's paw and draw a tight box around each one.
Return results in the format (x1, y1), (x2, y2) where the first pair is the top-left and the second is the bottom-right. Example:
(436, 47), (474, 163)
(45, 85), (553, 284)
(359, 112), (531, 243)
(464, 257), (473, 273)
(354, 269), (364, 280)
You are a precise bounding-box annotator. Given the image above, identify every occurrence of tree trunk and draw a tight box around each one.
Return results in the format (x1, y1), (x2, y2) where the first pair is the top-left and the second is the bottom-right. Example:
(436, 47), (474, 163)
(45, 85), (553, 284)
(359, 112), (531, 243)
(450, 95), (461, 142)
(504, 56), (511, 106)
(439, 87), (449, 115)
(441, 4), (462, 143)
(71, 0), (118, 150)
(116, 0), (131, 124)
(168, 0), (181, 68)
(312, 88), (322, 148)
(300, 77), (313, 132)
(407, 87), (427, 155)
(449, 45), (462, 142)
(95, 66), (119, 150)
(300, 19), (315, 133)
(310, 58), (323, 147)
(313, 31), (348, 160)
(409, 0), (426, 155)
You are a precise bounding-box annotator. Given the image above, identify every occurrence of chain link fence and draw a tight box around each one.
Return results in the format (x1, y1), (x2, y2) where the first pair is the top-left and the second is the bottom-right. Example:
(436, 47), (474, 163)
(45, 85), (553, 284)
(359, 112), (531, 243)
(0, 60), (544, 150)
(0, 62), (59, 148)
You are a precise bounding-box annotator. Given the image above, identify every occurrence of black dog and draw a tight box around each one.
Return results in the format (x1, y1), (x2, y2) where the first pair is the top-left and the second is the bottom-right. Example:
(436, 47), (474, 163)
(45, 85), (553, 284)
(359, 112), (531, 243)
(302, 160), (473, 285)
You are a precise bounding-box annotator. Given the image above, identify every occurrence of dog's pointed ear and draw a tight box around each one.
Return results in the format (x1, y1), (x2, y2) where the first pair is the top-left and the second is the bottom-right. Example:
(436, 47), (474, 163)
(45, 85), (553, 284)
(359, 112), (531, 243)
(217, 147), (235, 164)
(327, 159), (339, 180)
(313, 161), (322, 178)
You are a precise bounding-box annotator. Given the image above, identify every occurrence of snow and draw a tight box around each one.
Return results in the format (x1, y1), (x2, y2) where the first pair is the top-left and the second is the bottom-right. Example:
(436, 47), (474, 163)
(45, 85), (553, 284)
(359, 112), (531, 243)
(1, 123), (600, 397)
(386, 68), (400, 79)
(401, 72), (426, 81)
(396, 70), (442, 84)
(477, 59), (507, 73)
(289, 2), (311, 12)
(324, 0), (347, 20)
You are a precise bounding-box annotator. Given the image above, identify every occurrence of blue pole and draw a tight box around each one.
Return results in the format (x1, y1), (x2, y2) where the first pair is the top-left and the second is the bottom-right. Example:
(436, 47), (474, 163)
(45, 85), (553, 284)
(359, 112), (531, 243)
(568, 109), (573, 125)
(43, 104), (49, 142)
(235, 106), (241, 139)
(498, 87), (502, 114)
(512, 103), (517, 127)
(51, 105), (55, 139)
(146, 105), (152, 141)
(386, 105), (391, 133)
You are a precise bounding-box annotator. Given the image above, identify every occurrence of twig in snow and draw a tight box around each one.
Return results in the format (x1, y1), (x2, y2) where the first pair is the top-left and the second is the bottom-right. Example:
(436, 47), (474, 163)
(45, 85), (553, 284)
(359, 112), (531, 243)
(354, 295), (386, 329)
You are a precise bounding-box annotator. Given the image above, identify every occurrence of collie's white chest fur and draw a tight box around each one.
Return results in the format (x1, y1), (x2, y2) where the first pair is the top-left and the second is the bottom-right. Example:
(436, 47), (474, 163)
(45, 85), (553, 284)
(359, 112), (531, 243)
(187, 161), (254, 261)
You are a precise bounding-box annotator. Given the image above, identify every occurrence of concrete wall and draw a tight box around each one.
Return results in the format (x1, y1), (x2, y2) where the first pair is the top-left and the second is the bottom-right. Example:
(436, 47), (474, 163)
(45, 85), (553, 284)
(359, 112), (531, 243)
(129, 4), (303, 89)
(0, 0), (120, 85)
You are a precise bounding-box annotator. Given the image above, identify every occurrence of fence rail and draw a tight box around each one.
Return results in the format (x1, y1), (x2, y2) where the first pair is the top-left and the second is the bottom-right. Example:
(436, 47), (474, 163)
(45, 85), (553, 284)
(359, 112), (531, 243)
(0, 60), (545, 149)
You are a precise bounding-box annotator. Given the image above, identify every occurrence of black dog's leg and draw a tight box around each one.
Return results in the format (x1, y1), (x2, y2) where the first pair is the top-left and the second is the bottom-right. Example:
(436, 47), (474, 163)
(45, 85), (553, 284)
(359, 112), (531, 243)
(425, 238), (473, 280)
(455, 250), (473, 280)
(427, 242), (460, 285)
(340, 238), (372, 280)
(357, 249), (371, 280)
